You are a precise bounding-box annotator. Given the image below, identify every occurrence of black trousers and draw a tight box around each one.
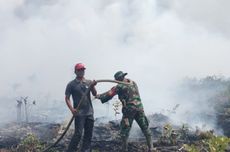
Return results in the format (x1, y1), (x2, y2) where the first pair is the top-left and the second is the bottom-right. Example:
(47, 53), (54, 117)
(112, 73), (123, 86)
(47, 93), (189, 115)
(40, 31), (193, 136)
(67, 115), (94, 152)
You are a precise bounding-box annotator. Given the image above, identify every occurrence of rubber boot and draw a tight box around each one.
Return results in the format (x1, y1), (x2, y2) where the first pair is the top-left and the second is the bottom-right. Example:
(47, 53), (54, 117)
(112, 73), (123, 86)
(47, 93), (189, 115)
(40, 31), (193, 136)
(146, 135), (156, 152)
(121, 136), (128, 152)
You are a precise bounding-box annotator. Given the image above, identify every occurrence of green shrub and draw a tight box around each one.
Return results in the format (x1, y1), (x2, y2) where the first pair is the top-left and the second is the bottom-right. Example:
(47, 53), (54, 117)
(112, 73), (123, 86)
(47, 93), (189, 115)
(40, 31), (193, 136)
(15, 134), (45, 152)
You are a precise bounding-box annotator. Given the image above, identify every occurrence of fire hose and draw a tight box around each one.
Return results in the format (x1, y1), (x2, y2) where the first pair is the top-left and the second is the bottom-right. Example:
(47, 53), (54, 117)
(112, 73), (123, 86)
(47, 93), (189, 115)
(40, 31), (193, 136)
(42, 79), (131, 152)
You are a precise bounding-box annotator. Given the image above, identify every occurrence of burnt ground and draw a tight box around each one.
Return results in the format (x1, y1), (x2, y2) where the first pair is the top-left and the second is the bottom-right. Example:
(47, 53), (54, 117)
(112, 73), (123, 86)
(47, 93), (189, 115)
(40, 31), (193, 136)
(0, 113), (230, 152)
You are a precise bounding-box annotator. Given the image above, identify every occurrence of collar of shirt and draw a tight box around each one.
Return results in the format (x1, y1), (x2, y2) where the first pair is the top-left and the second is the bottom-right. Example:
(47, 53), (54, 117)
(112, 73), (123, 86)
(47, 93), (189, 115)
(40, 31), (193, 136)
(75, 77), (86, 83)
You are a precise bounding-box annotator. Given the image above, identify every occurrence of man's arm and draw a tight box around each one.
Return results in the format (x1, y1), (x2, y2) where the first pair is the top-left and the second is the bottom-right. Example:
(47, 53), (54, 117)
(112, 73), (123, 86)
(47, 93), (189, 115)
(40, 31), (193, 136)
(91, 86), (97, 96)
(65, 96), (77, 116)
(97, 86), (117, 103)
(90, 80), (97, 96)
(65, 83), (77, 116)
(87, 80), (97, 96)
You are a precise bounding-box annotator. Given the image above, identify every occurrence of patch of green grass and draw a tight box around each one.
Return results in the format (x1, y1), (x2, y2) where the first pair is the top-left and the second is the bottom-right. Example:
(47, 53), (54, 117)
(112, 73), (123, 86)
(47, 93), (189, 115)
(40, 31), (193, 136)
(14, 134), (45, 152)
(184, 136), (230, 152)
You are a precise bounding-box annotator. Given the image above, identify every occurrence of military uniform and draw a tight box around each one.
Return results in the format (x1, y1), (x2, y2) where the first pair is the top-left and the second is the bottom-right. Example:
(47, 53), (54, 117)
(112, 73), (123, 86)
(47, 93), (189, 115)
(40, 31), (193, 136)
(98, 77), (153, 152)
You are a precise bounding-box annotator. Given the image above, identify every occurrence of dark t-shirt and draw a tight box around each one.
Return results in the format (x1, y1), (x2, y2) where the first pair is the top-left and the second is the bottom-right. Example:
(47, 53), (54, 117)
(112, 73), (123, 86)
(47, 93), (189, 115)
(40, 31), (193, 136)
(65, 78), (93, 116)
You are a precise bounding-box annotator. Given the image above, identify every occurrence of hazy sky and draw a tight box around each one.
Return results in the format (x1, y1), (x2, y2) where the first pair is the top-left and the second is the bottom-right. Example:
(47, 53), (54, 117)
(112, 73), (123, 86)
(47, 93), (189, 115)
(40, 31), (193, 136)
(0, 0), (230, 122)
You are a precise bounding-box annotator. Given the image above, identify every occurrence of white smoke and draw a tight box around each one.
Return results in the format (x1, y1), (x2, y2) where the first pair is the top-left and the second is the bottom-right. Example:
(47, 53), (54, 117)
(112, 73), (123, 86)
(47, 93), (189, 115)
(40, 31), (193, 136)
(0, 0), (230, 129)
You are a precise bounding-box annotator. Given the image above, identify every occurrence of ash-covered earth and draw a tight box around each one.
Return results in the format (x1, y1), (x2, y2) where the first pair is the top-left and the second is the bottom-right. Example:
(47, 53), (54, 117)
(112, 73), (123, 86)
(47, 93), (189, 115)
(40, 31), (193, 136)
(0, 113), (230, 152)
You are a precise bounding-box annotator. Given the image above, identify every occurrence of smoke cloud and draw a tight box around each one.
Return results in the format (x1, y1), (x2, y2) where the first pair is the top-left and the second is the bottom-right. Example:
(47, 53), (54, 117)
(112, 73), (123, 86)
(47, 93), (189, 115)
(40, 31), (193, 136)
(0, 0), (230, 130)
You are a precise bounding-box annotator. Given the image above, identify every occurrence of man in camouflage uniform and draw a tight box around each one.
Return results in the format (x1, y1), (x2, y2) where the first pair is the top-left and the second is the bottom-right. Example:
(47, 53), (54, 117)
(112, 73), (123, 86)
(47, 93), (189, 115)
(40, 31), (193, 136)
(96, 71), (155, 152)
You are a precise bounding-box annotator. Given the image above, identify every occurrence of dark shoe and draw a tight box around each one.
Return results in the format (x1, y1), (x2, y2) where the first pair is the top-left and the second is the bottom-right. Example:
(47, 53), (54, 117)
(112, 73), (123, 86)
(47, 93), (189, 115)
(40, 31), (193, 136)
(81, 148), (91, 152)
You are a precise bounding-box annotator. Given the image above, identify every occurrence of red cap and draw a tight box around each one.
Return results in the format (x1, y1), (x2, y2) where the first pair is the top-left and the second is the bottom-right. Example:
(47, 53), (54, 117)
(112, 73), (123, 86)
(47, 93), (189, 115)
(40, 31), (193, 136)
(75, 63), (86, 70)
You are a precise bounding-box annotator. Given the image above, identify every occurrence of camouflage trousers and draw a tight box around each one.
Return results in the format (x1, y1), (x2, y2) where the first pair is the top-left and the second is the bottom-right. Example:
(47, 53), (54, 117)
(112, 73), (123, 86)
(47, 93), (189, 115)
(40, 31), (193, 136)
(120, 107), (152, 138)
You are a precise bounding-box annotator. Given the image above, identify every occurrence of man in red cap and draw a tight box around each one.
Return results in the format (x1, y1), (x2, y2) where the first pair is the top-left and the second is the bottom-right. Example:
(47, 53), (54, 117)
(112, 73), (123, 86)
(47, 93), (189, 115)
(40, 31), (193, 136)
(65, 63), (97, 152)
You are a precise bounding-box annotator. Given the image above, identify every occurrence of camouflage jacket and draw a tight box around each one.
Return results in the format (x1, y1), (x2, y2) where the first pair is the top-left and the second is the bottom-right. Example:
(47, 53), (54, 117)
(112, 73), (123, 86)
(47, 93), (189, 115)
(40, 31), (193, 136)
(98, 79), (143, 110)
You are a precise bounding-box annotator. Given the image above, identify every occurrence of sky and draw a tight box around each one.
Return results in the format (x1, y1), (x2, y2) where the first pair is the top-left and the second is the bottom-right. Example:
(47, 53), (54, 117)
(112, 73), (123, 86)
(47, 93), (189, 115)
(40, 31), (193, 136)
(0, 0), (230, 125)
